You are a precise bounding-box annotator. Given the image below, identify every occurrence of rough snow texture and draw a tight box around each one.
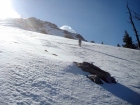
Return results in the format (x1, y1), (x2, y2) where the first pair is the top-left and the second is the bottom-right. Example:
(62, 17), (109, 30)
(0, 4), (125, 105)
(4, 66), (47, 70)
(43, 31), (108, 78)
(0, 25), (140, 105)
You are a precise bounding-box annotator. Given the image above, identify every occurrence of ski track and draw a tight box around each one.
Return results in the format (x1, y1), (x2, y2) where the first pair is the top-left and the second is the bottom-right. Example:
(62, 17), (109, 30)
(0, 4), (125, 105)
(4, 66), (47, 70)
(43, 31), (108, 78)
(0, 26), (140, 105)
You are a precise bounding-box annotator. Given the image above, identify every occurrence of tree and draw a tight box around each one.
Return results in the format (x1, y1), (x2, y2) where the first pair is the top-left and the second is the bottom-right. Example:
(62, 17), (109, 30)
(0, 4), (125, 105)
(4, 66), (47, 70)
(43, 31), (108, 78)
(122, 30), (137, 49)
(133, 11), (140, 21)
(126, 3), (140, 48)
(117, 44), (121, 47)
(101, 41), (103, 44)
(91, 40), (95, 43)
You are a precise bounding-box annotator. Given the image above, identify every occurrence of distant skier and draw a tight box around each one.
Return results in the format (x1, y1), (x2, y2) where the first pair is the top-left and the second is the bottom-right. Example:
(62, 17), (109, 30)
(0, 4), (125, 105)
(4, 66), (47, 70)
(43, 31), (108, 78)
(79, 38), (82, 47)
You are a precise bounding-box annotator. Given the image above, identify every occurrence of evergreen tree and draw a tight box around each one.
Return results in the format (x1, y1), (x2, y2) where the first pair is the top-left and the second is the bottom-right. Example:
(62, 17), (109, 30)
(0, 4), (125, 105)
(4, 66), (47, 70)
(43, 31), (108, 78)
(91, 40), (95, 43)
(117, 44), (121, 47)
(122, 30), (137, 49)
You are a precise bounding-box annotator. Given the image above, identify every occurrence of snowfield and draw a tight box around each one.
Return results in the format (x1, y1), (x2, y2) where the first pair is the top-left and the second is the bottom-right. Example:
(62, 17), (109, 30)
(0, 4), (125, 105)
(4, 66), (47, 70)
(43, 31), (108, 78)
(0, 26), (140, 105)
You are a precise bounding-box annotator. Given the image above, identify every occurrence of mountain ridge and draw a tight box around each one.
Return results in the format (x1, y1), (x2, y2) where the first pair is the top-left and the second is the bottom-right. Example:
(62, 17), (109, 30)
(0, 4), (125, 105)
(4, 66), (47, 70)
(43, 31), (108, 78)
(0, 17), (85, 41)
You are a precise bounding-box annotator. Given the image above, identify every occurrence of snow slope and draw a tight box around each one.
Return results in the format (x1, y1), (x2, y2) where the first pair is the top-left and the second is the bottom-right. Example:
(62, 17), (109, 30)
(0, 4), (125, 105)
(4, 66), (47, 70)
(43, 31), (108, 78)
(0, 25), (140, 105)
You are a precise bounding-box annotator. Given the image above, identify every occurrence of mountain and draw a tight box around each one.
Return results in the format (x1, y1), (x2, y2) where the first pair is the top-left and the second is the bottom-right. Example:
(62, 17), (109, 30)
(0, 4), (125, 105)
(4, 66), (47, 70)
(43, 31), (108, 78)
(0, 17), (85, 41)
(0, 24), (140, 104)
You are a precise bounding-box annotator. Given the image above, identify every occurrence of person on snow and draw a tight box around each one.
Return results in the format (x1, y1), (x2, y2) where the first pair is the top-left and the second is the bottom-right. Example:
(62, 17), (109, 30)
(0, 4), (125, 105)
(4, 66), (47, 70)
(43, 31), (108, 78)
(79, 38), (82, 47)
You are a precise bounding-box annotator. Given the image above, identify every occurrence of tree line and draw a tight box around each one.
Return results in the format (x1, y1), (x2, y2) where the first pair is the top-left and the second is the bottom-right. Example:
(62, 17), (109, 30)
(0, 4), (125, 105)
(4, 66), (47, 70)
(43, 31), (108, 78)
(117, 2), (140, 49)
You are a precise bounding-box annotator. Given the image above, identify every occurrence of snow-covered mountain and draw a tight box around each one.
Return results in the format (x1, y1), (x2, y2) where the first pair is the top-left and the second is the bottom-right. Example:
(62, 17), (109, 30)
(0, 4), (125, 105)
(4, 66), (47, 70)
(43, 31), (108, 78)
(0, 17), (85, 41)
(0, 25), (140, 105)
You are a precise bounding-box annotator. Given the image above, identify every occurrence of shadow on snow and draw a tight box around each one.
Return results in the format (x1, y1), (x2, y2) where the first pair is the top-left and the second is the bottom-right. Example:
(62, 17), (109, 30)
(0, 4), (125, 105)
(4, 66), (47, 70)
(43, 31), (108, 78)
(68, 63), (140, 105)
(101, 82), (140, 105)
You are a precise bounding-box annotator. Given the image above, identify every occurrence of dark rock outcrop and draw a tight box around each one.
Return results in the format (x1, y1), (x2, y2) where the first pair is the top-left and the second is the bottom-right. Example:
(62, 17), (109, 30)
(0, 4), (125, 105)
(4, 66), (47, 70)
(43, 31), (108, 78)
(87, 75), (103, 84)
(74, 62), (117, 84)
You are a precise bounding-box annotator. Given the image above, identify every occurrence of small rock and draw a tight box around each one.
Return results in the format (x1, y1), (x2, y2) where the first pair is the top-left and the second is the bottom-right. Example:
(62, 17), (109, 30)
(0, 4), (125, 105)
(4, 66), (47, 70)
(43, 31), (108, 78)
(52, 54), (57, 56)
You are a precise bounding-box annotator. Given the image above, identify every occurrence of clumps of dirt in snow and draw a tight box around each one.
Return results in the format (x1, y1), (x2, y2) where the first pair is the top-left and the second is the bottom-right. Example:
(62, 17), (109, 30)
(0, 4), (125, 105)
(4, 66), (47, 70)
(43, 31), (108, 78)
(44, 49), (58, 56)
(52, 54), (57, 56)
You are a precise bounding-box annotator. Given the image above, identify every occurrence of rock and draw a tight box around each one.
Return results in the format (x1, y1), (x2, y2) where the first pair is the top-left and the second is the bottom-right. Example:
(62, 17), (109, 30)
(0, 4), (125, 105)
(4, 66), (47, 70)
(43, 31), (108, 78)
(87, 75), (103, 84)
(52, 54), (57, 56)
(74, 62), (117, 84)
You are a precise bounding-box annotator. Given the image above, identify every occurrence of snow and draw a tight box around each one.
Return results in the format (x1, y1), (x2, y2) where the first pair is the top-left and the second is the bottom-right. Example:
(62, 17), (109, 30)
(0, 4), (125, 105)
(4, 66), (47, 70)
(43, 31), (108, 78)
(0, 25), (140, 105)
(43, 23), (65, 37)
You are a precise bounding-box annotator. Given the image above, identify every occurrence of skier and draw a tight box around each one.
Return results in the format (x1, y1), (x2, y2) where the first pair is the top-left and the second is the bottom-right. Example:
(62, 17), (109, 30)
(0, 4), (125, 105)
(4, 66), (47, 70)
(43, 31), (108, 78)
(79, 38), (82, 47)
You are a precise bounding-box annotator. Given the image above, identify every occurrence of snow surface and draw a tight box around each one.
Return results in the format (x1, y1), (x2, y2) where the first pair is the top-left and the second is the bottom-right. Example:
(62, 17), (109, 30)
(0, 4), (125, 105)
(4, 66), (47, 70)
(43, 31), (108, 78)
(0, 25), (140, 105)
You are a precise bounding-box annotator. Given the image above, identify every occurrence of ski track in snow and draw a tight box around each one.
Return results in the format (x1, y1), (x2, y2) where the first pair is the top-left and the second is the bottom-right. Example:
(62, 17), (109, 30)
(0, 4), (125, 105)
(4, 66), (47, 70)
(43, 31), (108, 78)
(0, 26), (140, 105)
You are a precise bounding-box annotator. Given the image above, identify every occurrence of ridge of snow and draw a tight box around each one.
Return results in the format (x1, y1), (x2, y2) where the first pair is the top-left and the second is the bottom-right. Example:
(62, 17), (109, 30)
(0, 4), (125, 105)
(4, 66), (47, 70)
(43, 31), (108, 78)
(0, 25), (140, 105)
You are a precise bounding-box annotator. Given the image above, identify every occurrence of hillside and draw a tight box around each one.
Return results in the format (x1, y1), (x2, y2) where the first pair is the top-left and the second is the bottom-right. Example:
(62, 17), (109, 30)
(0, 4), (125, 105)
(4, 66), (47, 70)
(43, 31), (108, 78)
(0, 17), (85, 41)
(0, 25), (140, 105)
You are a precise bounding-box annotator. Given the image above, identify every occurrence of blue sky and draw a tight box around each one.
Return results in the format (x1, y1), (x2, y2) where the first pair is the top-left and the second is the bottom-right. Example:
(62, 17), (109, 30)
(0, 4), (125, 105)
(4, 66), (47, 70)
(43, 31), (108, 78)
(10, 0), (140, 46)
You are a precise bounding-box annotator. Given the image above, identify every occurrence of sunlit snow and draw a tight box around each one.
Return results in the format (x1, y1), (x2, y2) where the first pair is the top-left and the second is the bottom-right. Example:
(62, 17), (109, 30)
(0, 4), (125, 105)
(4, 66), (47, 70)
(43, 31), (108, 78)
(0, 26), (140, 105)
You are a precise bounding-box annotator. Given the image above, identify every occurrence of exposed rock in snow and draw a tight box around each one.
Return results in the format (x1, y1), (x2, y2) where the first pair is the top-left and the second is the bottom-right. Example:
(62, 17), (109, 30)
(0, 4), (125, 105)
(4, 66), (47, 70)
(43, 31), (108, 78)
(87, 75), (103, 84)
(74, 62), (117, 84)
